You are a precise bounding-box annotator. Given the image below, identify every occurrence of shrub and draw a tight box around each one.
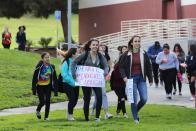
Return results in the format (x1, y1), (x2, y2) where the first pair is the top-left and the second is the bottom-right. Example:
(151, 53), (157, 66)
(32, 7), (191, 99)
(38, 37), (52, 48)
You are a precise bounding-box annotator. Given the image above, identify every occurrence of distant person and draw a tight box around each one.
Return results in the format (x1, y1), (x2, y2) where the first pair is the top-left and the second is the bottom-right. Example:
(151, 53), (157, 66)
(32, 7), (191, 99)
(77, 43), (85, 55)
(32, 52), (58, 121)
(156, 44), (179, 99)
(173, 43), (185, 95)
(91, 45), (113, 119)
(61, 48), (79, 121)
(114, 46), (127, 64)
(119, 35), (153, 124)
(71, 39), (109, 122)
(186, 42), (196, 101)
(147, 41), (163, 88)
(2, 26), (11, 49)
(16, 25), (26, 51)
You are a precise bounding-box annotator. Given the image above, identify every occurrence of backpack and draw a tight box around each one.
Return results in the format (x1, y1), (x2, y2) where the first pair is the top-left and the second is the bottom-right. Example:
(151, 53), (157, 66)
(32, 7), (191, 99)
(57, 59), (69, 93)
(79, 51), (104, 69)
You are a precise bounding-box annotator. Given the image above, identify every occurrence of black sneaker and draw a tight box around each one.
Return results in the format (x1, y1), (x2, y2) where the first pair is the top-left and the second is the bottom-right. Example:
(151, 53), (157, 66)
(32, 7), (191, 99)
(173, 89), (177, 95)
(36, 111), (41, 119)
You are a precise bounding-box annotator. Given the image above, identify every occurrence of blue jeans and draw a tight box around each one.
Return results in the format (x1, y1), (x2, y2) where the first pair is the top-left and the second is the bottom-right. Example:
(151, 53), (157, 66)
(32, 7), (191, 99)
(130, 75), (147, 120)
(92, 87), (108, 112)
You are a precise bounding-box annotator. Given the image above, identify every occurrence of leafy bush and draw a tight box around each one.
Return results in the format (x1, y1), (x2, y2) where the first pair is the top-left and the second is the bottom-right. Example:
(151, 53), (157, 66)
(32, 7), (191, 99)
(38, 37), (52, 48)
(26, 39), (34, 51)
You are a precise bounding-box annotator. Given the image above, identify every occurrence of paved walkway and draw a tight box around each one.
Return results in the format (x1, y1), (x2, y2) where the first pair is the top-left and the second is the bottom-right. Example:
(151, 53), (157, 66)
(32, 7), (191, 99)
(0, 83), (195, 116)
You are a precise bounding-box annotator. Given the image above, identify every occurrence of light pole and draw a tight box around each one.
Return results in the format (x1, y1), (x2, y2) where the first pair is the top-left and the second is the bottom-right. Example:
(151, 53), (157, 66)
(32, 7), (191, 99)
(67, 0), (72, 49)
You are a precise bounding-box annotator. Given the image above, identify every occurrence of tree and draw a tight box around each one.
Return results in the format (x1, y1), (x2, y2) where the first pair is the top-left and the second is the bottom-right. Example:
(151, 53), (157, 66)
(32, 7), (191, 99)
(0, 0), (78, 42)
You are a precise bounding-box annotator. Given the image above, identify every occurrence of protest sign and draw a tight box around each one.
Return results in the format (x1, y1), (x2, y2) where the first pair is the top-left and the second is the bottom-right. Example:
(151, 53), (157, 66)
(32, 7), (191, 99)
(126, 79), (134, 103)
(75, 66), (105, 88)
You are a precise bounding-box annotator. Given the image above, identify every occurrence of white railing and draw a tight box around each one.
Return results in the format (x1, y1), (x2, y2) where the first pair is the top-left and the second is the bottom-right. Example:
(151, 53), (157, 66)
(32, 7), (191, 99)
(94, 18), (196, 60)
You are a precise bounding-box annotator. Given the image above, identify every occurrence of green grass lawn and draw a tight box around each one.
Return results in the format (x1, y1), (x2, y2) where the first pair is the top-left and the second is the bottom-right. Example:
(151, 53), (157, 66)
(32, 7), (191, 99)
(0, 49), (111, 110)
(0, 14), (78, 49)
(0, 105), (196, 131)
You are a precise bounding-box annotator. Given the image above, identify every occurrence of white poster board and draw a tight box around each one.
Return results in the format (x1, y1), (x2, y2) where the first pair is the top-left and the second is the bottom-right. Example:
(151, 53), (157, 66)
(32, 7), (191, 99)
(126, 79), (134, 104)
(75, 66), (105, 88)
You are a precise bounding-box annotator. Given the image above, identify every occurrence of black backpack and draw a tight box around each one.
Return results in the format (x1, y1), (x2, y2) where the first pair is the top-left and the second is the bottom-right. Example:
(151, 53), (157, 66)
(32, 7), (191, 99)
(58, 59), (69, 93)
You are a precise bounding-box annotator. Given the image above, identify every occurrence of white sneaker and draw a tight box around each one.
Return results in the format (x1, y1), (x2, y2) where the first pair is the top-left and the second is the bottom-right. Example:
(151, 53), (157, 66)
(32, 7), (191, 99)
(105, 113), (113, 119)
(95, 118), (101, 122)
(134, 120), (139, 124)
(190, 96), (195, 101)
(123, 113), (128, 118)
(67, 114), (75, 121)
(44, 118), (49, 121)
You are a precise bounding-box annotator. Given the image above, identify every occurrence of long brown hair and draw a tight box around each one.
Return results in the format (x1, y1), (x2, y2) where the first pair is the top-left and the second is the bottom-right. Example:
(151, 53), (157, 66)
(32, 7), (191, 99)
(84, 39), (99, 52)
(128, 35), (141, 51)
(62, 48), (77, 64)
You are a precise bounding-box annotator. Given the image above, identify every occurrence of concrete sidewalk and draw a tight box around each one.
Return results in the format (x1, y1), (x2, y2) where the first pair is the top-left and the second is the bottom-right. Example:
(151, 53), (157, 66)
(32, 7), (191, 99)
(0, 83), (195, 116)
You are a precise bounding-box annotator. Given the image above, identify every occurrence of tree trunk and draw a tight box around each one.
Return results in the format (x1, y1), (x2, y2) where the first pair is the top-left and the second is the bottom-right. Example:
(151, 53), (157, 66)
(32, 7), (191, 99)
(61, 10), (68, 42)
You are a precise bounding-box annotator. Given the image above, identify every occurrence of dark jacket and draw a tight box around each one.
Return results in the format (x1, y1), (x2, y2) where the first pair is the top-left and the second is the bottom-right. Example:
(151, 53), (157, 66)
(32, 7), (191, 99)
(186, 54), (196, 76)
(147, 45), (163, 64)
(32, 61), (58, 93)
(110, 62), (125, 90)
(16, 32), (26, 45)
(119, 50), (153, 83)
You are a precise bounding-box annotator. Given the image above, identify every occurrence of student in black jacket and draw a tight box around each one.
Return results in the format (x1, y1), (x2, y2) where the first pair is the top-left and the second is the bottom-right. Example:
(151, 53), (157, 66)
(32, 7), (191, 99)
(186, 42), (196, 101)
(32, 52), (58, 121)
(119, 35), (153, 124)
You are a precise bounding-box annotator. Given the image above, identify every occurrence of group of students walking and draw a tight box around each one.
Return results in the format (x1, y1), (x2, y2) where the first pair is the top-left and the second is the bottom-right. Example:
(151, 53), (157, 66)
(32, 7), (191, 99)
(32, 35), (196, 124)
(147, 40), (196, 100)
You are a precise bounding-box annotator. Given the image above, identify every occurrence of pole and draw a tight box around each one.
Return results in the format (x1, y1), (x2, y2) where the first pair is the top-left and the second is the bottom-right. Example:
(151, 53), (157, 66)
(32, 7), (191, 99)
(67, 0), (72, 49)
(57, 21), (59, 45)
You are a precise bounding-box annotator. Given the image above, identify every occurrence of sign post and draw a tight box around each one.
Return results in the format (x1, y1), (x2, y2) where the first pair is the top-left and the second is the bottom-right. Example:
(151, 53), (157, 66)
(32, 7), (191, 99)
(55, 10), (61, 42)
(67, 0), (72, 49)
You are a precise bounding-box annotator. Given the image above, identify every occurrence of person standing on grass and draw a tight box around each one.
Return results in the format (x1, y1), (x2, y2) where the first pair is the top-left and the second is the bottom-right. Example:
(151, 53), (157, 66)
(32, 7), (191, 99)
(16, 25), (26, 51)
(32, 52), (58, 121)
(173, 43), (185, 96)
(2, 26), (11, 49)
(91, 44), (113, 119)
(61, 48), (79, 121)
(119, 35), (153, 124)
(156, 44), (179, 100)
(147, 41), (163, 88)
(186, 42), (196, 101)
(71, 39), (109, 122)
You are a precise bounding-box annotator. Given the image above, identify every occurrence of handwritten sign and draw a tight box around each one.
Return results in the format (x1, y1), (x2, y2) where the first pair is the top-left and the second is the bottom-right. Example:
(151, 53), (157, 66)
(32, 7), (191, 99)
(75, 66), (105, 88)
(126, 79), (134, 104)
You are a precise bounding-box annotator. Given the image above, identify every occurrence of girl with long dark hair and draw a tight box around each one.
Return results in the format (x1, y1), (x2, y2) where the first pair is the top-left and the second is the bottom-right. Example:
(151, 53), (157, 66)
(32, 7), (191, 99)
(71, 39), (109, 122)
(186, 41), (196, 101)
(173, 43), (185, 95)
(119, 35), (153, 124)
(61, 48), (79, 121)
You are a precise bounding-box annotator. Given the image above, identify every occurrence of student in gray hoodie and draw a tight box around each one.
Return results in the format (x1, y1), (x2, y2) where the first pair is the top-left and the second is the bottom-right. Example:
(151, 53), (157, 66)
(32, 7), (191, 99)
(71, 39), (109, 122)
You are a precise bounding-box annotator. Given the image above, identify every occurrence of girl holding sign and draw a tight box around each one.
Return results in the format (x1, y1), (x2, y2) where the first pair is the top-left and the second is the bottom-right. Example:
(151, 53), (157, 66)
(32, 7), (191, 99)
(119, 35), (153, 124)
(61, 48), (79, 121)
(71, 39), (109, 122)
